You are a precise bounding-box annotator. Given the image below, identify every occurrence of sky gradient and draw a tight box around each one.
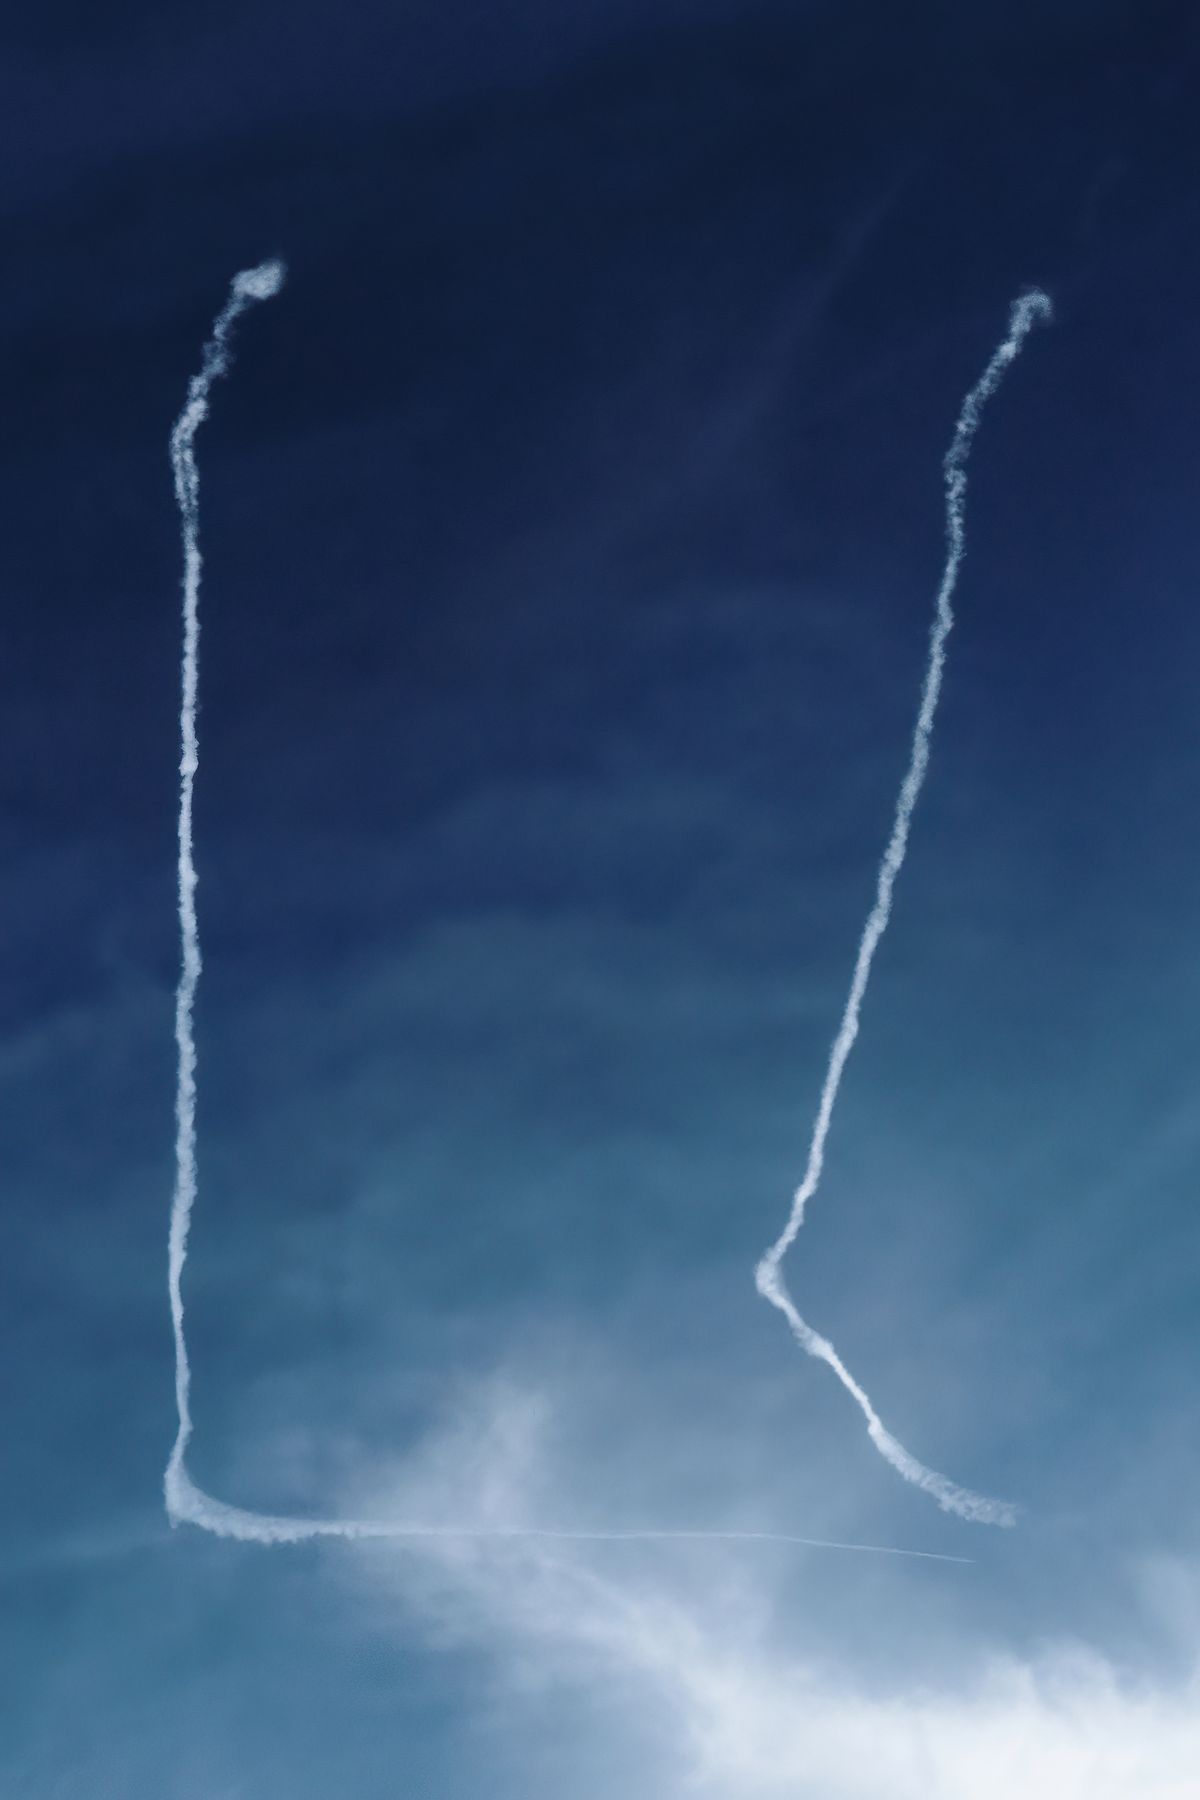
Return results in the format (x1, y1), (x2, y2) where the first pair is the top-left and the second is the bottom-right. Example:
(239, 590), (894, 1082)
(3, 3), (1200, 1795)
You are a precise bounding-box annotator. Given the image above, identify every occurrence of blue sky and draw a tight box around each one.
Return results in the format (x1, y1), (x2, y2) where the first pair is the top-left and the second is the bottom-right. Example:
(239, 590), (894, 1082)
(3, 2), (1200, 1794)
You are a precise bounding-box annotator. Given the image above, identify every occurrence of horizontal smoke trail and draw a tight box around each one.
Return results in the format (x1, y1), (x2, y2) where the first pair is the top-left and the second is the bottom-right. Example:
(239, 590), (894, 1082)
(755, 288), (1053, 1527)
(165, 1461), (971, 1562)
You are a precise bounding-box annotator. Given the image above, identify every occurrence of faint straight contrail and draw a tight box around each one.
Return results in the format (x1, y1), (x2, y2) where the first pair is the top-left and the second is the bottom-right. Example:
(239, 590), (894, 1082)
(755, 288), (1053, 1527)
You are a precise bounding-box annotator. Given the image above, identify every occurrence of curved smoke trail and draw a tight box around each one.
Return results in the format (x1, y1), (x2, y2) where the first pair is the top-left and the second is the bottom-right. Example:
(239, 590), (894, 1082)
(754, 288), (1053, 1527)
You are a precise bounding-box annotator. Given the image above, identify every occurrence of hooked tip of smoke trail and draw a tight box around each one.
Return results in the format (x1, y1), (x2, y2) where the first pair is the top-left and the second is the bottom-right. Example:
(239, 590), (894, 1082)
(1013, 286), (1054, 332)
(233, 258), (287, 302)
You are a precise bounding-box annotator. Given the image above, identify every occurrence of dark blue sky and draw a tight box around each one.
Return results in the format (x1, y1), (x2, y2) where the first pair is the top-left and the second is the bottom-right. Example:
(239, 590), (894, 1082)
(3, 4), (1200, 1796)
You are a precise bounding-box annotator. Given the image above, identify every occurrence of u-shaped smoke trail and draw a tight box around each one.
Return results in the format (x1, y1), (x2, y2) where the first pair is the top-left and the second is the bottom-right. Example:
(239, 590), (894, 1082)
(754, 288), (1053, 1527)
(164, 263), (1041, 1563)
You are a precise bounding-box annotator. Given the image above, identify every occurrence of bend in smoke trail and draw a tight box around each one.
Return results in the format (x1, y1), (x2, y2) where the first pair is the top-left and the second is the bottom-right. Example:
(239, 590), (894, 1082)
(754, 287), (1053, 1528)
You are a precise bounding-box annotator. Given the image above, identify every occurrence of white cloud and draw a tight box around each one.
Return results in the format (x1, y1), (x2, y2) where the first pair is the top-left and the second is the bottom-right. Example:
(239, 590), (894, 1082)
(341, 1380), (1200, 1800)
(378, 1532), (1200, 1800)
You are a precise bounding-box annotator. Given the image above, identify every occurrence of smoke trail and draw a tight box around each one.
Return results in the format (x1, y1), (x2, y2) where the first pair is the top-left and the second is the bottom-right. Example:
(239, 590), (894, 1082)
(165, 1461), (970, 1562)
(755, 288), (1053, 1527)
(166, 259), (287, 1518)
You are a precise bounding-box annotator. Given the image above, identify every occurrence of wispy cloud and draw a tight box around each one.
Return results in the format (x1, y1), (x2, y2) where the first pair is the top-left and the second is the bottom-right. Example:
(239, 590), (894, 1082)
(341, 1379), (1200, 1800)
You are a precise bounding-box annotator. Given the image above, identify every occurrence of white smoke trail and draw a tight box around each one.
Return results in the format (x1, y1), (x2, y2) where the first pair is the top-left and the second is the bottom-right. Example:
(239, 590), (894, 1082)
(754, 288), (1053, 1527)
(166, 258), (287, 1519)
(165, 1460), (970, 1562)
(164, 263), (1033, 1566)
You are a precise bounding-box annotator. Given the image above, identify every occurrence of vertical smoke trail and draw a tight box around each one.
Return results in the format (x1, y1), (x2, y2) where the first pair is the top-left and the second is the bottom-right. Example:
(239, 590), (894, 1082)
(165, 259), (287, 1525)
(755, 288), (1053, 1527)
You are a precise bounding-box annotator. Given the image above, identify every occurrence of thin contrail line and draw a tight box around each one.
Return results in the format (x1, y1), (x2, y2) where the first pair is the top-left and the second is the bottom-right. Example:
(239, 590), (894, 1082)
(164, 262), (1036, 1566)
(754, 289), (1053, 1527)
